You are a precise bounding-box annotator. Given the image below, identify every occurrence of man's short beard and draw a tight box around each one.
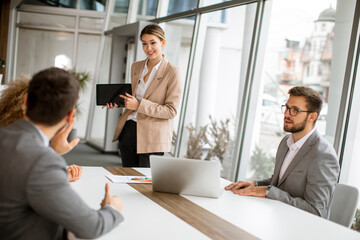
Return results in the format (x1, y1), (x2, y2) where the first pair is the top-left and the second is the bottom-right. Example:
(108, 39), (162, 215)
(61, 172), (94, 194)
(283, 116), (308, 133)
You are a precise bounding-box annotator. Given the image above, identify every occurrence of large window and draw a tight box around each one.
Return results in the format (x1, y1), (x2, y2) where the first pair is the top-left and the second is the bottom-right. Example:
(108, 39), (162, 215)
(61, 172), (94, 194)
(334, 0), (360, 208)
(106, 0), (129, 30)
(341, 61), (360, 207)
(89, 35), (113, 147)
(202, 0), (232, 7)
(74, 33), (101, 138)
(81, 0), (106, 11)
(167, 0), (198, 15)
(160, 19), (195, 155)
(22, 0), (77, 8)
(137, 0), (158, 21)
(239, 0), (339, 181)
(176, 4), (256, 180)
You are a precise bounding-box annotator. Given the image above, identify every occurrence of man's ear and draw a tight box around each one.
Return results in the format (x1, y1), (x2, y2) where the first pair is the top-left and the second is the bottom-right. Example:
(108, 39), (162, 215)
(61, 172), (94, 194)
(309, 112), (318, 122)
(65, 108), (76, 123)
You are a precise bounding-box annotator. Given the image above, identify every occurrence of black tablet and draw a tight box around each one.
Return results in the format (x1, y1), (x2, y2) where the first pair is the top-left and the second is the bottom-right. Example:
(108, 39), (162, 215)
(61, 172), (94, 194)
(96, 83), (132, 106)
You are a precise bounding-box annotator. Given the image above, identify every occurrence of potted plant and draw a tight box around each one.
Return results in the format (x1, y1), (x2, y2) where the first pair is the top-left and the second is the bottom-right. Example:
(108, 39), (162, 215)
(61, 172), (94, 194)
(185, 124), (208, 160)
(204, 116), (231, 163)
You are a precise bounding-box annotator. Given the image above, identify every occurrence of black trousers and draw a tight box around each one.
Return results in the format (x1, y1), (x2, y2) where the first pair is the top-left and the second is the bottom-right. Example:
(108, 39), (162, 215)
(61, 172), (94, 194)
(118, 120), (164, 167)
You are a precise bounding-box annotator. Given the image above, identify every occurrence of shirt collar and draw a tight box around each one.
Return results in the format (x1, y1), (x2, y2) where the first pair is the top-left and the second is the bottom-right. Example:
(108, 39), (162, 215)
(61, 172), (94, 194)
(144, 58), (163, 71)
(287, 128), (316, 150)
(154, 59), (162, 70)
(29, 121), (50, 147)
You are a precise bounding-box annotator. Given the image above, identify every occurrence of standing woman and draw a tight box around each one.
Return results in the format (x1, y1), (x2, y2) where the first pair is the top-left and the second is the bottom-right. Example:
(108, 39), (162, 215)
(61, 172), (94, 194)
(105, 24), (182, 167)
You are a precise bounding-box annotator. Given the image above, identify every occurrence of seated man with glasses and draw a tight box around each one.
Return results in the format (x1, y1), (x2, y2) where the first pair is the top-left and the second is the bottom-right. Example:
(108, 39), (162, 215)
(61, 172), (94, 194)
(225, 86), (340, 218)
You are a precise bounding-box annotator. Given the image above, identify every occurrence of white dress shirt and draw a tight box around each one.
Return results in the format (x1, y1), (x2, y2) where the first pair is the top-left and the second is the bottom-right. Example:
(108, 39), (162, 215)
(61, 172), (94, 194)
(278, 128), (316, 181)
(127, 59), (162, 122)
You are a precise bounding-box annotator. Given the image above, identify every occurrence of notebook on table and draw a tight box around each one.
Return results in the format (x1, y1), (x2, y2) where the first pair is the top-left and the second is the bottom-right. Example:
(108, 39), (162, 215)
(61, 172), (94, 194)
(150, 156), (222, 198)
(96, 83), (132, 107)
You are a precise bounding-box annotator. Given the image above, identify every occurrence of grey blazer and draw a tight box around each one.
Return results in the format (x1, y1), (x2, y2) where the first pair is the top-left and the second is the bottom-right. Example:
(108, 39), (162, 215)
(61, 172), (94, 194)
(0, 119), (124, 240)
(256, 129), (340, 217)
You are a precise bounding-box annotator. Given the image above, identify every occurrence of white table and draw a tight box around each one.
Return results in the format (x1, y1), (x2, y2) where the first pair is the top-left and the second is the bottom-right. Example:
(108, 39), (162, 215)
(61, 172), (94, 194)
(69, 167), (360, 240)
(69, 167), (209, 240)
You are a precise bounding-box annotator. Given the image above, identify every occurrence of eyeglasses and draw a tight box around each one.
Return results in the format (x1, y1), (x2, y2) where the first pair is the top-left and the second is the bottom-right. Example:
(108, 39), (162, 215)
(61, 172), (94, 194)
(281, 105), (313, 116)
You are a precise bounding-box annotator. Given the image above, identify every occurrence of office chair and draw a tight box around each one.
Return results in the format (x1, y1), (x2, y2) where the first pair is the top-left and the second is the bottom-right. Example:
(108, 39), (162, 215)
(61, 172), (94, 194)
(328, 183), (359, 228)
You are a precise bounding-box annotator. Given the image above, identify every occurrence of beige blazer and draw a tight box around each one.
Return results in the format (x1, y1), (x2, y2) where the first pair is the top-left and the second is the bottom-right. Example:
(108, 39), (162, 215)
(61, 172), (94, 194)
(112, 56), (182, 153)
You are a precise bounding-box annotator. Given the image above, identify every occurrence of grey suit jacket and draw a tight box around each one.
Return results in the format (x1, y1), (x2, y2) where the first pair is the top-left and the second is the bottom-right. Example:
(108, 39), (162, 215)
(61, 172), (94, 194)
(256, 129), (340, 217)
(0, 119), (124, 240)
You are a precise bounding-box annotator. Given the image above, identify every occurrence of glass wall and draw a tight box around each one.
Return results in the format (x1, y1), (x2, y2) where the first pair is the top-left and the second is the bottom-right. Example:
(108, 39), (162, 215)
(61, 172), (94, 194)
(177, 4), (256, 179)
(16, 29), (74, 76)
(74, 33), (101, 139)
(89, 35), (113, 147)
(14, 4), (104, 139)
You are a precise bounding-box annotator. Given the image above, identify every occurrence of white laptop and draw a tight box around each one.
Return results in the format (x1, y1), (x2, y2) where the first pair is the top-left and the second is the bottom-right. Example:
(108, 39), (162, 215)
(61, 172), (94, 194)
(150, 156), (222, 198)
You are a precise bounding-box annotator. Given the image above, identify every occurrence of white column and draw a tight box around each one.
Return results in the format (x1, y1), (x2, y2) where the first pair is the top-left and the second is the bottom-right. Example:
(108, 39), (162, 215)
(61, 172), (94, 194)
(196, 26), (223, 129)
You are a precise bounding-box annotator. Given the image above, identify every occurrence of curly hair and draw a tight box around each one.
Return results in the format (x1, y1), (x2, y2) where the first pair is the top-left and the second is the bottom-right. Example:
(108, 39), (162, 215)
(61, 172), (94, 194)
(0, 75), (30, 127)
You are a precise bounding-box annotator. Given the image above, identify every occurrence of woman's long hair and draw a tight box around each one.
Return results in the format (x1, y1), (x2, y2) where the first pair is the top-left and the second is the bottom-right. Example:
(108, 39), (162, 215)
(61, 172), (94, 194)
(0, 75), (30, 126)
